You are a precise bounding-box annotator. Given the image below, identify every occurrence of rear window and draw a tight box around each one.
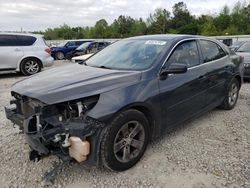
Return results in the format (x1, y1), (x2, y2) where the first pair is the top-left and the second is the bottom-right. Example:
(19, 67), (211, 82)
(0, 35), (18, 46)
(16, 35), (37, 46)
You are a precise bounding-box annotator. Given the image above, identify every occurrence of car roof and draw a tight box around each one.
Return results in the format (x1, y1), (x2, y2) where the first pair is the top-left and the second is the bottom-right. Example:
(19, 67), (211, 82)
(0, 32), (43, 38)
(126, 34), (201, 41)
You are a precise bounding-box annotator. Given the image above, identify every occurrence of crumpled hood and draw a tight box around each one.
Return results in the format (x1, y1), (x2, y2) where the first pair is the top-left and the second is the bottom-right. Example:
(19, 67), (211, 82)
(12, 64), (141, 104)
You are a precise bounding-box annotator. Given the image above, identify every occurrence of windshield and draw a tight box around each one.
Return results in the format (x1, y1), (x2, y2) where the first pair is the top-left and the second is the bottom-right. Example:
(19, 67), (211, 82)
(237, 42), (250, 52)
(58, 41), (67, 47)
(86, 39), (168, 70)
(77, 42), (91, 50)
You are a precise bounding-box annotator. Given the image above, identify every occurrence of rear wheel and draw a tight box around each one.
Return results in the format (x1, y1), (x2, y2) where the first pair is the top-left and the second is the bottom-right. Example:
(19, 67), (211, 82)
(55, 52), (65, 60)
(20, 58), (42, 76)
(101, 109), (149, 171)
(219, 78), (239, 110)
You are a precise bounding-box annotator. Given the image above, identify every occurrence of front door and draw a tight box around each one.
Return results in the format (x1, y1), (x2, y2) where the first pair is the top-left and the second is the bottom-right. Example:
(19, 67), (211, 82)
(159, 40), (209, 128)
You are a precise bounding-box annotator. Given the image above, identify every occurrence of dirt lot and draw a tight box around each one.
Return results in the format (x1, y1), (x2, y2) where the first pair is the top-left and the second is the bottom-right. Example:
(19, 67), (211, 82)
(0, 61), (249, 188)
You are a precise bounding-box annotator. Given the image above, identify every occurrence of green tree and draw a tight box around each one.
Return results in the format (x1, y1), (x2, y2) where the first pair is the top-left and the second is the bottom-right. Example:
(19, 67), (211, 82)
(170, 2), (198, 34)
(93, 19), (109, 38)
(147, 8), (170, 34)
(41, 1), (250, 40)
(201, 19), (219, 36)
(214, 5), (231, 32)
(111, 15), (135, 37)
(130, 18), (147, 36)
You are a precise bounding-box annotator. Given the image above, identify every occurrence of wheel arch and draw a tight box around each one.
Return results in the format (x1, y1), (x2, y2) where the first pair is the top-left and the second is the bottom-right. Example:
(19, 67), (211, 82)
(18, 56), (43, 71)
(234, 74), (242, 89)
(91, 103), (159, 168)
(102, 102), (159, 140)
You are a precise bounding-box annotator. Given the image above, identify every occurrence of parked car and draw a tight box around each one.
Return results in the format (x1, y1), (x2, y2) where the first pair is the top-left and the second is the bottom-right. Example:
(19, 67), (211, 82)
(51, 40), (92, 60)
(66, 41), (110, 59)
(229, 41), (246, 51)
(0, 33), (53, 75)
(235, 41), (250, 78)
(5, 35), (243, 171)
(71, 53), (94, 63)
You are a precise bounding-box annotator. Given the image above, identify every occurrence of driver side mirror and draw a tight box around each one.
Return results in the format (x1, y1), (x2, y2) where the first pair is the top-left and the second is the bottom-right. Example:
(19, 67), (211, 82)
(160, 63), (187, 78)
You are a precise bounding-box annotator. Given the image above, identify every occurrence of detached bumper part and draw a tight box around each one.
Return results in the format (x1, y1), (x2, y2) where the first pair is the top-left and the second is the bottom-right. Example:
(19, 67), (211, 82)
(5, 104), (25, 129)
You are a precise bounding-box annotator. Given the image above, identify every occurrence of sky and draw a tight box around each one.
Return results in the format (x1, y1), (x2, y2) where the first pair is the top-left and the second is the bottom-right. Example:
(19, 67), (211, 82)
(0, 0), (248, 31)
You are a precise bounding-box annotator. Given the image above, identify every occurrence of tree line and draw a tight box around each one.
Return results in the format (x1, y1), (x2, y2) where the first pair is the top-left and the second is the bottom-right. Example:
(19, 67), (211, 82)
(36, 1), (250, 40)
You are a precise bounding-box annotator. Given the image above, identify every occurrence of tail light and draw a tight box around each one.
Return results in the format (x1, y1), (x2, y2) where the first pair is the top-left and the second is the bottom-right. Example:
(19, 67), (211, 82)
(45, 48), (51, 55)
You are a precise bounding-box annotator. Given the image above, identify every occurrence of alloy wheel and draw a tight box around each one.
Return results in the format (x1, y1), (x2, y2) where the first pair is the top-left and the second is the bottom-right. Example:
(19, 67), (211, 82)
(113, 121), (145, 163)
(228, 82), (238, 106)
(24, 60), (39, 74)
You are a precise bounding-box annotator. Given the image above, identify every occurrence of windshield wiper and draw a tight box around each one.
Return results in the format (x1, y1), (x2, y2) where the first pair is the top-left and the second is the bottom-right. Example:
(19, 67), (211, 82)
(78, 61), (87, 65)
(98, 65), (112, 69)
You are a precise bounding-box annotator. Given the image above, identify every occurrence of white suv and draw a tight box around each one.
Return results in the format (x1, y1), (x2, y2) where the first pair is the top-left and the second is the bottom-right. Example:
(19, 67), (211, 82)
(0, 33), (53, 75)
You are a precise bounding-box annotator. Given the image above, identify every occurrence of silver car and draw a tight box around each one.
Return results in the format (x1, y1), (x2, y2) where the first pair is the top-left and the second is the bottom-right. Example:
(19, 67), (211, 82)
(0, 33), (54, 75)
(235, 41), (250, 78)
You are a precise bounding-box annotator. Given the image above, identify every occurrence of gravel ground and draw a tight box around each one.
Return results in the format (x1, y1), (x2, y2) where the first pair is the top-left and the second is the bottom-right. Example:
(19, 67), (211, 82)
(0, 61), (249, 188)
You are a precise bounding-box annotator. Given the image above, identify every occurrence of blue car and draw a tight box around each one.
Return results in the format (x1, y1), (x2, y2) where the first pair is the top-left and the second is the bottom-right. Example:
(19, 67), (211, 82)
(51, 40), (92, 60)
(66, 41), (111, 59)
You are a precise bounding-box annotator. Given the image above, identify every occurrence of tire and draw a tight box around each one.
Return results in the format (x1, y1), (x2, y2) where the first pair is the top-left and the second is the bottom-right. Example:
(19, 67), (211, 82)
(55, 52), (65, 60)
(20, 58), (42, 76)
(219, 78), (240, 110)
(101, 109), (150, 171)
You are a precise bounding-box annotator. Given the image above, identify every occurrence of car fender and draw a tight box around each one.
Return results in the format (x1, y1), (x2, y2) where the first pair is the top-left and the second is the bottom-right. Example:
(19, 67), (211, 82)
(87, 78), (162, 137)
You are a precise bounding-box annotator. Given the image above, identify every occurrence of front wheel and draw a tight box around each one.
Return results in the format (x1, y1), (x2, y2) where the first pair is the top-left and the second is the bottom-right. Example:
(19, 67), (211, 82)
(101, 109), (149, 171)
(219, 78), (240, 110)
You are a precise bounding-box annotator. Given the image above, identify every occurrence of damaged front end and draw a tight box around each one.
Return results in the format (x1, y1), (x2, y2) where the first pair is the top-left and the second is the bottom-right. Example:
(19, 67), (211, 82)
(5, 92), (104, 163)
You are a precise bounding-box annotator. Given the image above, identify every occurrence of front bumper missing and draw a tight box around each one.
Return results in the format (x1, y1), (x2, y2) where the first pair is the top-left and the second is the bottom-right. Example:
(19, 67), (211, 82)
(244, 66), (250, 78)
(5, 104), (25, 130)
(5, 104), (102, 162)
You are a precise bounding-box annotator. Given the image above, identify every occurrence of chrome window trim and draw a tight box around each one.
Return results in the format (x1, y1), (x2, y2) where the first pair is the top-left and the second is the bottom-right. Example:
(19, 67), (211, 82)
(159, 37), (229, 74)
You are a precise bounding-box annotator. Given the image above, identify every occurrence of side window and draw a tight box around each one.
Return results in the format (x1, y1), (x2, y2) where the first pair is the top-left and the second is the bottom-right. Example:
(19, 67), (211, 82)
(200, 40), (227, 63)
(76, 41), (84, 46)
(0, 35), (18, 46)
(167, 40), (200, 68)
(16, 35), (36, 46)
(66, 41), (75, 47)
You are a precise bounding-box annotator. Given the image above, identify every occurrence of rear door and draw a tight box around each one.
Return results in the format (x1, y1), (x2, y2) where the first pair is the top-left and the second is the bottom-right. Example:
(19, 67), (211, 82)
(0, 35), (24, 70)
(198, 39), (230, 105)
(159, 39), (209, 127)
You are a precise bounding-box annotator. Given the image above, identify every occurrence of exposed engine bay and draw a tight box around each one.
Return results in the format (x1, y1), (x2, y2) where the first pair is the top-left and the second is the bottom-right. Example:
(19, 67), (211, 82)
(5, 92), (103, 162)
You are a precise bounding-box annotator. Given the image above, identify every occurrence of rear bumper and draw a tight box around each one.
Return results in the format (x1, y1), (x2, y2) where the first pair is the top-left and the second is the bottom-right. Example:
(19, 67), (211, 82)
(42, 56), (54, 67)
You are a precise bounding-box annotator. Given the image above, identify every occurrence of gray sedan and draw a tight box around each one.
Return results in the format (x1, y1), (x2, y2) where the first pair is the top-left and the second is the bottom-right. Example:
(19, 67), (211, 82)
(236, 41), (250, 78)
